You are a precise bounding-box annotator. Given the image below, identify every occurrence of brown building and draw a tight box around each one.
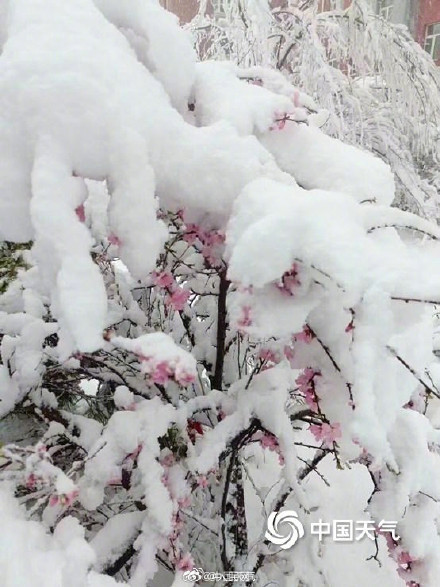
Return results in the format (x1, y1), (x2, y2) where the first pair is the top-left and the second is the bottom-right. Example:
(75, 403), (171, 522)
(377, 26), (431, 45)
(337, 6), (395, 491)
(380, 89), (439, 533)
(417, 0), (440, 62)
(160, 0), (198, 23)
(161, 0), (440, 64)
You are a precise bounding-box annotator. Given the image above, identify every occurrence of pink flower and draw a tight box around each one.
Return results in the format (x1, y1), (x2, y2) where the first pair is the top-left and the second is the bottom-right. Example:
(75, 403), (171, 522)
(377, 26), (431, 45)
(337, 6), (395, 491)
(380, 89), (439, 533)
(161, 452), (175, 468)
(238, 305), (252, 329)
(276, 264), (301, 296)
(296, 368), (320, 409)
(172, 514), (184, 534)
(75, 204), (85, 222)
(176, 553), (195, 572)
(304, 387), (318, 410)
(49, 495), (59, 507)
(258, 349), (277, 363)
(152, 271), (174, 289)
(284, 345), (295, 365)
(59, 490), (79, 507)
(295, 368), (316, 393)
(108, 233), (121, 246)
(182, 232), (197, 245)
(398, 551), (414, 566)
(167, 288), (190, 311)
(294, 325), (314, 344)
(151, 361), (173, 385)
(200, 230), (225, 266)
(197, 475), (209, 488)
(261, 433), (285, 464)
(49, 490), (79, 508)
(261, 434), (279, 451)
(175, 368), (195, 386)
(182, 223), (200, 245)
(25, 473), (38, 490)
(310, 423), (342, 447)
(37, 444), (47, 455)
(277, 118), (286, 130)
(178, 495), (191, 509)
(270, 111), (289, 131)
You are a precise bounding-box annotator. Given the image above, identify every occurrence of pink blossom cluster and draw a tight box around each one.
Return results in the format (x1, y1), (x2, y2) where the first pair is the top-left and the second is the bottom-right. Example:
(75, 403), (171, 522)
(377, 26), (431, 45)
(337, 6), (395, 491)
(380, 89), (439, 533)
(159, 454), (195, 571)
(294, 324), (314, 344)
(23, 445), (51, 492)
(152, 271), (191, 311)
(108, 233), (121, 246)
(176, 552), (195, 572)
(49, 489), (79, 508)
(276, 263), (301, 296)
(165, 497), (195, 571)
(270, 111), (290, 131)
(256, 432), (285, 465)
(380, 530), (419, 585)
(258, 348), (282, 370)
(182, 223), (225, 266)
(138, 354), (195, 387)
(309, 422), (342, 447)
(295, 367), (320, 410)
(25, 472), (43, 490)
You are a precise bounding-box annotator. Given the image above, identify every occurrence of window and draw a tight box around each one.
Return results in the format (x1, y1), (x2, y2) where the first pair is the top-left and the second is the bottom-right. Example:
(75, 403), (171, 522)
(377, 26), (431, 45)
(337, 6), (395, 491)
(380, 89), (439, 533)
(425, 23), (440, 62)
(377, 0), (393, 20)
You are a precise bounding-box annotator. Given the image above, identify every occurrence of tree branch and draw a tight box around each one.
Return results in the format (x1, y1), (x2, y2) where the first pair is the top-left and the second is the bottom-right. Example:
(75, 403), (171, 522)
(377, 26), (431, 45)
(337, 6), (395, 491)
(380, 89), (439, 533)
(212, 270), (230, 390)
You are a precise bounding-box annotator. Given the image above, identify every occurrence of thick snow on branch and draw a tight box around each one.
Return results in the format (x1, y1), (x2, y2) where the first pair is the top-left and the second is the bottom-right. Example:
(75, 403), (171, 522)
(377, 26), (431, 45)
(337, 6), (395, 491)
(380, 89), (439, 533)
(0, 487), (122, 586)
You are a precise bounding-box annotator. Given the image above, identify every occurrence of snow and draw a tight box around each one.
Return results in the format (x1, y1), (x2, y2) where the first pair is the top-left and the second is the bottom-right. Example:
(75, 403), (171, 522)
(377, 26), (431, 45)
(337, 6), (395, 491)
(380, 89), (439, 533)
(193, 61), (294, 135)
(0, 486), (123, 587)
(91, 511), (144, 571)
(260, 121), (396, 205)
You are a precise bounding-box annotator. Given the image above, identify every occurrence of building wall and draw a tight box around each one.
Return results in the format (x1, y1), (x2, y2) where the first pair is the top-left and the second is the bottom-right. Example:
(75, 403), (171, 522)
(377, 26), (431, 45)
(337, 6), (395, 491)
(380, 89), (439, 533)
(416, 0), (440, 45)
(159, 0), (198, 23)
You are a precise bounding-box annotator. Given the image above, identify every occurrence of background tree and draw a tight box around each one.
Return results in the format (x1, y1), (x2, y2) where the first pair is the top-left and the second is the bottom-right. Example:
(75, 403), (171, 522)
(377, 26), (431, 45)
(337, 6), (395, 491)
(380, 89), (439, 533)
(190, 0), (440, 218)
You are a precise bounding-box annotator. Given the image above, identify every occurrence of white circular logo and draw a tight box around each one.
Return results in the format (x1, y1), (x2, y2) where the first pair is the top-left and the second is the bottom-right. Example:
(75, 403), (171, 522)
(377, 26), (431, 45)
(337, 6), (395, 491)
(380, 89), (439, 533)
(265, 510), (305, 549)
(182, 568), (203, 582)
